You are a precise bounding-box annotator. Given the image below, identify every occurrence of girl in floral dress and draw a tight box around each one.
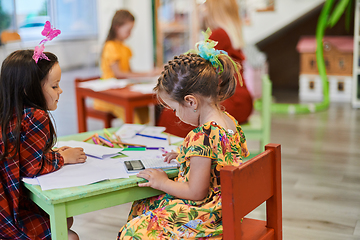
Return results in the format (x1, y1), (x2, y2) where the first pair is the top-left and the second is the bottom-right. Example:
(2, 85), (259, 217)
(117, 30), (249, 240)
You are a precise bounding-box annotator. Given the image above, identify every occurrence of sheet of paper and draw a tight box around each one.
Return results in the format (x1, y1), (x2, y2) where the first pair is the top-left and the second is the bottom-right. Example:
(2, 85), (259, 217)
(115, 124), (166, 139)
(56, 140), (121, 159)
(140, 126), (166, 135)
(115, 124), (145, 139)
(128, 76), (158, 84)
(22, 177), (40, 185)
(33, 156), (129, 190)
(121, 135), (169, 147)
(169, 135), (184, 145)
(129, 83), (156, 94)
(78, 78), (129, 91)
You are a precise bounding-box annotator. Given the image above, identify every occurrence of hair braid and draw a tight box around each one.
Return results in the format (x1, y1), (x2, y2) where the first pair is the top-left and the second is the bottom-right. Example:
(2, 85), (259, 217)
(154, 53), (238, 106)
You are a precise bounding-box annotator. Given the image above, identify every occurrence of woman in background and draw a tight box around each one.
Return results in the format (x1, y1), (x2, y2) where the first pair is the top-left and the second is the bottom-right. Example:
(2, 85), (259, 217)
(157, 0), (253, 138)
(94, 9), (159, 124)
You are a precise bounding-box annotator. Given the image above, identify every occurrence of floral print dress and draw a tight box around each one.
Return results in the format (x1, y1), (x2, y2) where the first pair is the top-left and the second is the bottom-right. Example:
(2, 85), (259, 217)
(118, 112), (249, 240)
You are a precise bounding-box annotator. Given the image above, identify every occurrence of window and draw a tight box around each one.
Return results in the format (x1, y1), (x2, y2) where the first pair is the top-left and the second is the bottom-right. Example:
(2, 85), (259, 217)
(325, 58), (330, 69)
(310, 59), (315, 69)
(337, 81), (344, 92)
(0, 0), (97, 42)
(309, 80), (315, 90)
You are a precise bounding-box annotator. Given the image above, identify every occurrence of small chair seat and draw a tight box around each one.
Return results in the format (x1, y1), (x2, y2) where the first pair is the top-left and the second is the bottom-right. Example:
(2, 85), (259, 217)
(75, 77), (117, 130)
(241, 218), (275, 240)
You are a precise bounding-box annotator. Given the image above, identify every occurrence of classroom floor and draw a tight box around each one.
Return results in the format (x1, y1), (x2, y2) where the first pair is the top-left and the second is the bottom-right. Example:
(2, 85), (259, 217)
(55, 67), (360, 240)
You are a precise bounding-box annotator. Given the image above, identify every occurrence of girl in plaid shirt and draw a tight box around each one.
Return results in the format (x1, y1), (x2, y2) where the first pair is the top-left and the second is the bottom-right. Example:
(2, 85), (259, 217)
(0, 50), (87, 240)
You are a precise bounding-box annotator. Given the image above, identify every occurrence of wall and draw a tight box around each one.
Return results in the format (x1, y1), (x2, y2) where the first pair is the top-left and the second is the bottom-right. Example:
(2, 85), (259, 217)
(242, 0), (325, 45)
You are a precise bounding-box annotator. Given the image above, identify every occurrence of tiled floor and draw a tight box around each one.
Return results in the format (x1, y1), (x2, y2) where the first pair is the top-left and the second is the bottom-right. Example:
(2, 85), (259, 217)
(55, 67), (360, 240)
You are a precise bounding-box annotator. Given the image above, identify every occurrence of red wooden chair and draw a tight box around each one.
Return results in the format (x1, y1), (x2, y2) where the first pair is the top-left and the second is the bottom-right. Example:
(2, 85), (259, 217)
(221, 143), (282, 240)
(75, 77), (116, 129)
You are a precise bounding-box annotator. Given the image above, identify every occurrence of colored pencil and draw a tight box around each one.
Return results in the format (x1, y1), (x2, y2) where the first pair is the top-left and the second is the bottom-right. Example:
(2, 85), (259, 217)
(83, 134), (95, 142)
(98, 135), (114, 147)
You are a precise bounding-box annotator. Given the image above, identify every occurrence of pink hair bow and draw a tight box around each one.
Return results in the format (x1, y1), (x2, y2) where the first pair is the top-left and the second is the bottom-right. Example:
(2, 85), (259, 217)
(32, 21), (61, 63)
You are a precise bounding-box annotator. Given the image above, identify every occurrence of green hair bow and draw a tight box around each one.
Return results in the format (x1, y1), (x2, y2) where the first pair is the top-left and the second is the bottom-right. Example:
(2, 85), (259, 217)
(186, 28), (242, 85)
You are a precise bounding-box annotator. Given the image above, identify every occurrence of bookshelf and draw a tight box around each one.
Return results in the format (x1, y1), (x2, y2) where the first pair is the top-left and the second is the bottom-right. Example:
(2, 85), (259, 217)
(352, 0), (360, 108)
(155, 0), (199, 66)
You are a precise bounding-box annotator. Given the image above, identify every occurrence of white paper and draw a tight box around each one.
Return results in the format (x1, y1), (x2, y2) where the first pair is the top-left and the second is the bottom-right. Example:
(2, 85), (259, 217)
(169, 135), (184, 144)
(22, 177), (40, 185)
(115, 124), (146, 139)
(56, 140), (121, 159)
(32, 156), (129, 190)
(115, 124), (166, 139)
(129, 83), (157, 94)
(78, 78), (129, 91)
(121, 135), (169, 147)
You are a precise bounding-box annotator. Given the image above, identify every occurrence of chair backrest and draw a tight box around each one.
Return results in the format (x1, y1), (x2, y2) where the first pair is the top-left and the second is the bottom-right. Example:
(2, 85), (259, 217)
(221, 143), (282, 239)
(1, 31), (21, 44)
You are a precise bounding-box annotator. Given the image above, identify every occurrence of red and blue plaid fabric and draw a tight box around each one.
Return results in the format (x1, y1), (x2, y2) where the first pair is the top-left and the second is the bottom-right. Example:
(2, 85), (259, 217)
(0, 108), (64, 239)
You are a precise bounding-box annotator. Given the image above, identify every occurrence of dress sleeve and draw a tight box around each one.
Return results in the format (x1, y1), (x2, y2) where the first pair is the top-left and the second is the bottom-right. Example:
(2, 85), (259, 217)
(102, 41), (119, 65)
(179, 124), (218, 163)
(19, 109), (64, 177)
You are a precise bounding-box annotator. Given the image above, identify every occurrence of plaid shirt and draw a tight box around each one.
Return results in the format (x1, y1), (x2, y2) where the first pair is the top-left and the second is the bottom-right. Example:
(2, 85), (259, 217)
(0, 108), (64, 239)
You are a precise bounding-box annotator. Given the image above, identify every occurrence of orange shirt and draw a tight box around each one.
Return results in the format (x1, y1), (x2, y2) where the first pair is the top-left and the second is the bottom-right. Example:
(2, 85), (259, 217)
(100, 40), (132, 79)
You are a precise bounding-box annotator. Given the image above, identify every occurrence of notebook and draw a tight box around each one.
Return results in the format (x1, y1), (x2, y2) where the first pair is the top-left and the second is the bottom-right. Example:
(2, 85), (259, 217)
(124, 157), (179, 172)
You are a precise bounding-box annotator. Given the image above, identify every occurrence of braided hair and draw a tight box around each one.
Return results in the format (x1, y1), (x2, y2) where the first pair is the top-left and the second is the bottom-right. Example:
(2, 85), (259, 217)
(154, 53), (239, 106)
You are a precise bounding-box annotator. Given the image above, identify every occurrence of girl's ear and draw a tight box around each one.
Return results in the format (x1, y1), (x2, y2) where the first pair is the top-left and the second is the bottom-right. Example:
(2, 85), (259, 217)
(184, 95), (198, 109)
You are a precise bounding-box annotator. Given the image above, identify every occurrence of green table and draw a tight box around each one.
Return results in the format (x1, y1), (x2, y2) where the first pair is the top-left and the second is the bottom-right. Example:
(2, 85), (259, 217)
(23, 129), (178, 240)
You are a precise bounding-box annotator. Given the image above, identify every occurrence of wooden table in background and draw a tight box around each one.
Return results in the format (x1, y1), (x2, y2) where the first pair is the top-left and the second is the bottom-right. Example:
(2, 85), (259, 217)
(75, 78), (157, 132)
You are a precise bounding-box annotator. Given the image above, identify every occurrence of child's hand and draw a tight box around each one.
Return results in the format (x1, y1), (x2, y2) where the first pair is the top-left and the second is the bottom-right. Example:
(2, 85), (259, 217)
(163, 151), (178, 163)
(137, 168), (169, 190)
(55, 146), (71, 152)
(60, 147), (87, 164)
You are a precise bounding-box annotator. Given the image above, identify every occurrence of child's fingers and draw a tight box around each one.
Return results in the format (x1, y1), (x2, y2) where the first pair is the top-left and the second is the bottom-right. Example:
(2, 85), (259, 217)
(138, 182), (150, 187)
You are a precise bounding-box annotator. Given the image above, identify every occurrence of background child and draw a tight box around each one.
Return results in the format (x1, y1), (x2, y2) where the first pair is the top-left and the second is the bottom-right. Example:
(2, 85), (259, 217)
(0, 50), (86, 240)
(156, 0), (253, 137)
(117, 37), (249, 239)
(94, 9), (160, 124)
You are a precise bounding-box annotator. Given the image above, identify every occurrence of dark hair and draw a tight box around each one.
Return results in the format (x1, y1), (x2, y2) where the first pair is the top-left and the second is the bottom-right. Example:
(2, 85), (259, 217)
(0, 49), (58, 161)
(154, 53), (240, 106)
(105, 9), (135, 42)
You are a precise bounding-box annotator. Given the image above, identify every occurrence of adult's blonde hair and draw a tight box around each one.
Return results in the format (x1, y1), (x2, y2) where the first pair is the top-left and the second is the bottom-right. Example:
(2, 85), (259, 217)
(204, 0), (244, 49)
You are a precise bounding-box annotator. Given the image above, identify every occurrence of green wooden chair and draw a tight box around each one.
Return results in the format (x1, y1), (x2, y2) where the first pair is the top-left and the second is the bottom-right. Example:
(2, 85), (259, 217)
(241, 75), (272, 159)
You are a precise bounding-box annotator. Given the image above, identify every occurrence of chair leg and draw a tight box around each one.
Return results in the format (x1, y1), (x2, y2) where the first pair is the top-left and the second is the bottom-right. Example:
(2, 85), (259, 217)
(104, 117), (113, 128)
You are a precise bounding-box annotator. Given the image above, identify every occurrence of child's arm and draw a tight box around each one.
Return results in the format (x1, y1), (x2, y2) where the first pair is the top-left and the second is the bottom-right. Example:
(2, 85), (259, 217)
(137, 156), (211, 201)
